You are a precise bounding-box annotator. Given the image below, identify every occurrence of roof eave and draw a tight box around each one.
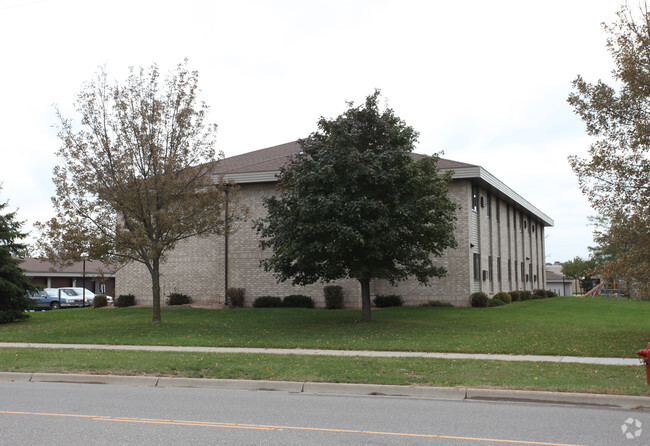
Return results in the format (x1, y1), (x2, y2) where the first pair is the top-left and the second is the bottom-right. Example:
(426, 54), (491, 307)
(24, 272), (115, 278)
(441, 166), (554, 227)
(222, 171), (280, 184)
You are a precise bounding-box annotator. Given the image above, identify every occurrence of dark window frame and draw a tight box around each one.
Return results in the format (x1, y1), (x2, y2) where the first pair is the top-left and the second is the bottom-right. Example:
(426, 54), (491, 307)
(472, 184), (479, 212)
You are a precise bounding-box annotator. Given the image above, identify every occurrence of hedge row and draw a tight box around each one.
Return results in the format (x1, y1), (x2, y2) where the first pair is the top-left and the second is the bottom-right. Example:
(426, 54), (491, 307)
(253, 295), (315, 308)
(470, 289), (558, 307)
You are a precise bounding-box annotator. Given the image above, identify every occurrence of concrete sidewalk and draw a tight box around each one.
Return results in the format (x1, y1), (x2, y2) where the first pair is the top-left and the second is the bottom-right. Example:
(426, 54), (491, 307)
(0, 342), (641, 366)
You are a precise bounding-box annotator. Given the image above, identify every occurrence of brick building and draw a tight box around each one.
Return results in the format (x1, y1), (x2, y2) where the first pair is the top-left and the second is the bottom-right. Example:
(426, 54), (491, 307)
(116, 141), (553, 307)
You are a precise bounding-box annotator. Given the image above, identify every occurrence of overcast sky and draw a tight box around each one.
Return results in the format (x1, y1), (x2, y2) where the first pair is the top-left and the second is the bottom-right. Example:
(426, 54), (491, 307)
(0, 0), (625, 263)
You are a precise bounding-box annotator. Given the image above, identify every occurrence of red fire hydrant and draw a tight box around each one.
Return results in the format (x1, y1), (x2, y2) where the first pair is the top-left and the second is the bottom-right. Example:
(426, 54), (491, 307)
(636, 342), (650, 385)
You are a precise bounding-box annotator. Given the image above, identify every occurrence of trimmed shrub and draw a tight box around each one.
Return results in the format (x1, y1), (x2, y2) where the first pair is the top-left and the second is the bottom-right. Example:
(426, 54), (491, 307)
(324, 285), (344, 310)
(116, 294), (136, 307)
(226, 288), (246, 308)
(282, 294), (314, 308)
(492, 292), (511, 304)
(546, 290), (558, 298)
(167, 292), (192, 306)
(253, 296), (283, 308)
(470, 292), (489, 308)
(509, 291), (522, 302)
(422, 300), (454, 307)
(533, 289), (547, 299)
(373, 294), (404, 308)
(521, 290), (532, 301)
(93, 294), (108, 308)
(488, 298), (506, 307)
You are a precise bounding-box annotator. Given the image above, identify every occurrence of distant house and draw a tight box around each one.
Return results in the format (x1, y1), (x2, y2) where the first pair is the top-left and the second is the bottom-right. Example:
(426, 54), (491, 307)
(116, 141), (554, 307)
(20, 257), (116, 296)
(545, 261), (580, 295)
(545, 270), (572, 296)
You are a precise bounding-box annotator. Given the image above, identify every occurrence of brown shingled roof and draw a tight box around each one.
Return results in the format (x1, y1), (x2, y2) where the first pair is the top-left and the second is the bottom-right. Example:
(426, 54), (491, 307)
(545, 271), (567, 281)
(19, 257), (115, 275)
(212, 141), (477, 175)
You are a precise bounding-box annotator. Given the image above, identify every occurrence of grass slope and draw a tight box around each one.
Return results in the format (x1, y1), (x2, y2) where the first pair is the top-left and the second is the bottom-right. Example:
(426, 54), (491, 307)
(1, 348), (648, 396)
(2, 297), (649, 395)
(1, 297), (648, 357)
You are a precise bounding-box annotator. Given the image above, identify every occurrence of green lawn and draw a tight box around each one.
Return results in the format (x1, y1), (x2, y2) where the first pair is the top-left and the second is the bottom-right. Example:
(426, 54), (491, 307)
(1, 348), (648, 396)
(0, 297), (650, 357)
(2, 297), (649, 396)
(1, 296), (649, 357)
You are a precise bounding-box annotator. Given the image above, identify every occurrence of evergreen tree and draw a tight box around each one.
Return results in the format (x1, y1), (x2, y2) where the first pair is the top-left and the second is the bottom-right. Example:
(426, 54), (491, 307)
(0, 193), (34, 323)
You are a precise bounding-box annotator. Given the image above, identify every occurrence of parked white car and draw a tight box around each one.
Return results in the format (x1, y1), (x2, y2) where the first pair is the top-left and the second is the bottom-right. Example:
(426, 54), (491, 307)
(58, 288), (114, 306)
(43, 288), (84, 308)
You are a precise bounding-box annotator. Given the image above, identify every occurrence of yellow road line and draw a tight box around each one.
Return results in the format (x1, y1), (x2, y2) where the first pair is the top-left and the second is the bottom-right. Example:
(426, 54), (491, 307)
(0, 410), (586, 445)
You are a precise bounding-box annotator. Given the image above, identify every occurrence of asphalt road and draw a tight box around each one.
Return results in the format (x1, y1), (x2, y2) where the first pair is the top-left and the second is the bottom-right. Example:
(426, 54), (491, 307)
(0, 381), (647, 445)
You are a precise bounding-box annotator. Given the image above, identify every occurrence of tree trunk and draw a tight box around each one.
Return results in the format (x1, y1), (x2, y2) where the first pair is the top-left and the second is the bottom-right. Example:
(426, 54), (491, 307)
(151, 257), (162, 324)
(359, 277), (372, 322)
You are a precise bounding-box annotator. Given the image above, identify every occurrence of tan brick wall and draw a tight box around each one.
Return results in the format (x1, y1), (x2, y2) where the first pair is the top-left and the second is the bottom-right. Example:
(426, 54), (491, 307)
(115, 232), (225, 306)
(373, 180), (472, 306)
(116, 177), (548, 308)
(460, 184), (548, 301)
(116, 182), (361, 308)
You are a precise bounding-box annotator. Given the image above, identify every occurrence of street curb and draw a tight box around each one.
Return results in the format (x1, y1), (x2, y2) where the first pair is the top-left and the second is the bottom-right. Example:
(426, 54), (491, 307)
(466, 388), (650, 410)
(0, 372), (32, 383)
(302, 382), (467, 400)
(30, 373), (159, 387)
(156, 377), (304, 392)
(2, 372), (649, 409)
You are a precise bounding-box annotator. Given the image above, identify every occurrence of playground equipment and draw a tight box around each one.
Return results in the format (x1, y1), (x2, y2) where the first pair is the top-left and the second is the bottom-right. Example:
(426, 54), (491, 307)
(582, 281), (606, 297)
(581, 280), (627, 298)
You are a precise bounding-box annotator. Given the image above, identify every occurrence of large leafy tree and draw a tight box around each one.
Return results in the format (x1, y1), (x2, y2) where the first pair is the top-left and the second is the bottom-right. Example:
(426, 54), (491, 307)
(561, 256), (597, 293)
(0, 192), (35, 323)
(567, 4), (650, 297)
(589, 213), (649, 296)
(256, 91), (457, 321)
(38, 62), (236, 323)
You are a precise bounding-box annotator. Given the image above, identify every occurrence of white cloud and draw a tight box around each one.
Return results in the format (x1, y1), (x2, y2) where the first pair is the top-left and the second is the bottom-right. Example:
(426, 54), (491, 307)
(0, 0), (622, 260)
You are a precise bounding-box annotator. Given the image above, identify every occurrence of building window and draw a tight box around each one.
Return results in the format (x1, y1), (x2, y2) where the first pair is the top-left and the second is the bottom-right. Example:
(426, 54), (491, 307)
(529, 264), (533, 283)
(521, 262), (525, 281)
(472, 184), (479, 212)
(497, 257), (502, 281)
(473, 253), (481, 281)
(488, 256), (493, 281)
(506, 205), (510, 227)
(496, 198), (500, 222)
(487, 193), (492, 218)
(507, 259), (511, 281)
